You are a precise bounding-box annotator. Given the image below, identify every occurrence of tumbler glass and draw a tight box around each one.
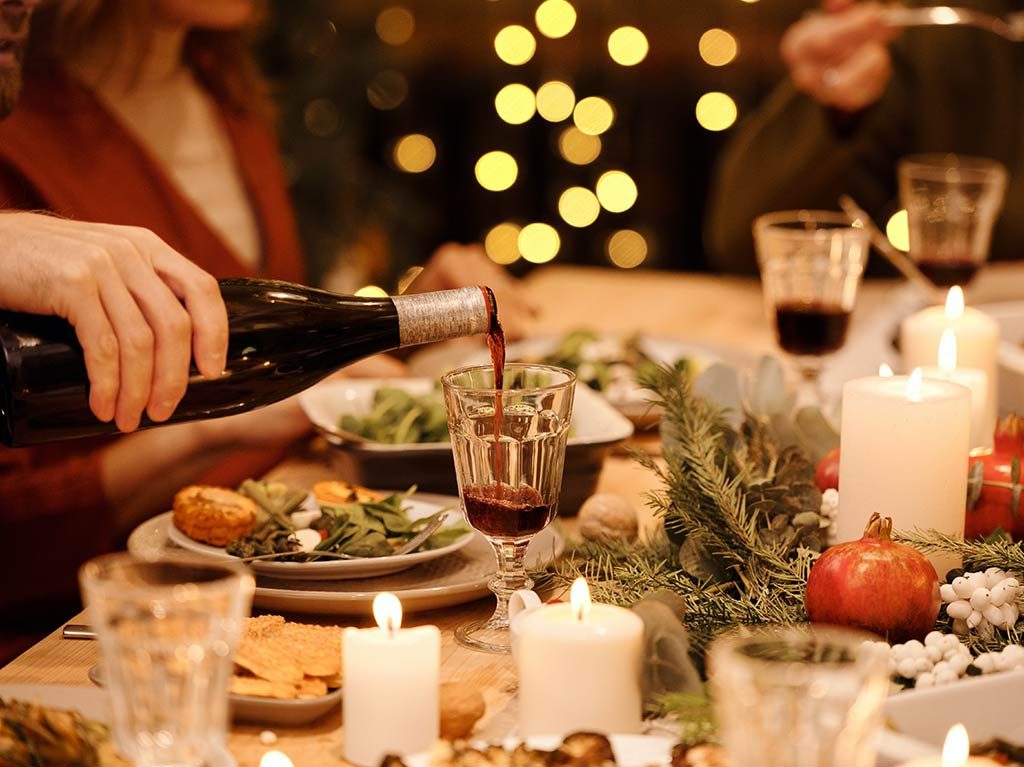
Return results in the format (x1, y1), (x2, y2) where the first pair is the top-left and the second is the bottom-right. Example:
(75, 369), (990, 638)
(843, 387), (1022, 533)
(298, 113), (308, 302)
(442, 363), (575, 654)
(79, 554), (254, 767)
(899, 154), (1007, 294)
(709, 625), (889, 767)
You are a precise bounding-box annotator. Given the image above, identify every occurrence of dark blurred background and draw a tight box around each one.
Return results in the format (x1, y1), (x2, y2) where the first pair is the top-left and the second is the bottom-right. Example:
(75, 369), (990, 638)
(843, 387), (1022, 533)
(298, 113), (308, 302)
(258, 0), (815, 290)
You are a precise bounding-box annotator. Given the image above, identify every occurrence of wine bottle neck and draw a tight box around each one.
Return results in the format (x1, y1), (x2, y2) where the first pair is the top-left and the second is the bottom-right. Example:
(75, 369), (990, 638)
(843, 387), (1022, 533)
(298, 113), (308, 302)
(391, 286), (492, 348)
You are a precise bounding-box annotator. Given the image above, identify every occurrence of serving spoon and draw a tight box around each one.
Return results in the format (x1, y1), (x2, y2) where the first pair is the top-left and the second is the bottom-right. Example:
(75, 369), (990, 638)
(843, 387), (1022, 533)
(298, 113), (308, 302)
(883, 6), (1024, 41)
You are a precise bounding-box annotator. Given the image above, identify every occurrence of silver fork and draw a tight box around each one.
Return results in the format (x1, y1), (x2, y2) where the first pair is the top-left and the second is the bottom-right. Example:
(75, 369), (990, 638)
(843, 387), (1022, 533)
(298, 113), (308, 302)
(883, 6), (1024, 41)
(236, 512), (450, 563)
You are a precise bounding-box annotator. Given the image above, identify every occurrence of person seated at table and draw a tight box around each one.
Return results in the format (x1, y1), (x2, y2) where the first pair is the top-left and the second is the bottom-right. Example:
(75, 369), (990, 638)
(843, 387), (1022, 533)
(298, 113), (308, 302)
(704, 0), (1024, 274)
(0, 0), (531, 662)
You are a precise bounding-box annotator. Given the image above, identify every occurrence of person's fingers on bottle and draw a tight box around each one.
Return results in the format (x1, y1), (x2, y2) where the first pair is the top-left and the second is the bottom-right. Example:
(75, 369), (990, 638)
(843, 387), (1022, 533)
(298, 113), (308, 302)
(147, 239), (228, 380)
(92, 249), (155, 433)
(785, 4), (891, 68)
(63, 271), (120, 424)
(821, 41), (892, 112)
(114, 242), (195, 422)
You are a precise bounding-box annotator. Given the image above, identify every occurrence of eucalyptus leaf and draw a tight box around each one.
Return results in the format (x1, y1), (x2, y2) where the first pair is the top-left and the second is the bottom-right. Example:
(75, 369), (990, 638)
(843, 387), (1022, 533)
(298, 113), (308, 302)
(793, 406), (841, 463)
(748, 356), (793, 418)
(693, 362), (743, 426)
(967, 462), (985, 509)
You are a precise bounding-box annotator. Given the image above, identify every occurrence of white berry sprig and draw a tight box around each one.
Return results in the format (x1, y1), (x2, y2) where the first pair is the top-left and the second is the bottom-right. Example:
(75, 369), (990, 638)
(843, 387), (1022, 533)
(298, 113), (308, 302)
(940, 568), (1021, 638)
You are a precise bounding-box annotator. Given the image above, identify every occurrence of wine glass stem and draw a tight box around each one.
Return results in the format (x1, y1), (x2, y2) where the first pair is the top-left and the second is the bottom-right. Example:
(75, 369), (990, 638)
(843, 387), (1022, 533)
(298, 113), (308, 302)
(487, 538), (533, 629)
(795, 358), (823, 408)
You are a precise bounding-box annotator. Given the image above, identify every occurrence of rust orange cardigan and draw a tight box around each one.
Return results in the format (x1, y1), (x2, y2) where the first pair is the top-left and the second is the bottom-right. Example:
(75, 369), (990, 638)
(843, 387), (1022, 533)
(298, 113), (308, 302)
(0, 69), (306, 630)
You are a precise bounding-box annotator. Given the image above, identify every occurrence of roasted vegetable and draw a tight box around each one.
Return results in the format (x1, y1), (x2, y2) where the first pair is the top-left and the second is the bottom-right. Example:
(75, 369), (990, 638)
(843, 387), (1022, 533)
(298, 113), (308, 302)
(0, 698), (128, 767)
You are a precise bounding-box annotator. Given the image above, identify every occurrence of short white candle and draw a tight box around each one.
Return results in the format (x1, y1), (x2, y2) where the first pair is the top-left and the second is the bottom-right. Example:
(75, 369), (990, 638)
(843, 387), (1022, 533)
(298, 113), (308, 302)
(920, 330), (991, 450)
(902, 287), (999, 441)
(897, 723), (1000, 766)
(342, 593), (440, 766)
(517, 578), (644, 737)
(837, 371), (970, 573)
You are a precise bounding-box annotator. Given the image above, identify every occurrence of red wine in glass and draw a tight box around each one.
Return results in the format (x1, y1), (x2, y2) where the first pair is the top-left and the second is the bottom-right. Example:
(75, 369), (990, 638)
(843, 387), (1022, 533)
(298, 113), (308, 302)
(462, 484), (553, 538)
(914, 255), (980, 288)
(774, 301), (852, 356)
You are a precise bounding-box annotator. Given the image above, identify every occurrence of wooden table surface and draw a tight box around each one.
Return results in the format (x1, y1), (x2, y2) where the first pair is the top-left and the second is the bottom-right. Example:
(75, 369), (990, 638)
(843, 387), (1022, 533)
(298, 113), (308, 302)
(3, 263), (1023, 766)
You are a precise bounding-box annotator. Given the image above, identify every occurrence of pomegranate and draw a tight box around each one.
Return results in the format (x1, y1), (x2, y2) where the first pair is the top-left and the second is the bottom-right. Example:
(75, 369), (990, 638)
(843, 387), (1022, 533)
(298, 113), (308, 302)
(805, 512), (940, 643)
(815, 447), (840, 492)
(966, 415), (1024, 540)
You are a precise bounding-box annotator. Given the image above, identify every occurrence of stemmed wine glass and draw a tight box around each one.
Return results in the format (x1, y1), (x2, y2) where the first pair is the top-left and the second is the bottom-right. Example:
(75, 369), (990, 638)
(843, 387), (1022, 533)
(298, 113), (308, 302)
(899, 154), (1007, 297)
(442, 363), (575, 654)
(754, 210), (869, 406)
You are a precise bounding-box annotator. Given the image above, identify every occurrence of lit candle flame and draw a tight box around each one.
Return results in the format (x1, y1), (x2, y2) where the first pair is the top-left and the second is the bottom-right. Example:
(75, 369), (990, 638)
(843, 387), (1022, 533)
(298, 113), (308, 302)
(570, 577), (592, 622)
(373, 592), (402, 634)
(879, 363), (894, 378)
(945, 286), (965, 321)
(941, 723), (969, 767)
(260, 751), (295, 767)
(938, 329), (958, 373)
(906, 368), (923, 401)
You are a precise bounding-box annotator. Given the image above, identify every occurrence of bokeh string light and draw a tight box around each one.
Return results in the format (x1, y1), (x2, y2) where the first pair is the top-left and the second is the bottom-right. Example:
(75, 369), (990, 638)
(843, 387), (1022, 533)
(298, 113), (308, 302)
(607, 26), (649, 66)
(485, 222), (522, 264)
(595, 170), (638, 213)
(495, 83), (536, 125)
(695, 91), (738, 131)
(573, 96), (615, 136)
(886, 209), (910, 252)
(494, 25), (537, 66)
(392, 134), (436, 173)
(535, 81), (576, 122)
(355, 285), (389, 297)
(535, 0), (577, 39)
(699, 28), (738, 67)
(518, 223), (561, 264)
(558, 187), (601, 228)
(557, 126), (601, 165)
(475, 151), (519, 191)
(606, 229), (648, 268)
(375, 6), (415, 46)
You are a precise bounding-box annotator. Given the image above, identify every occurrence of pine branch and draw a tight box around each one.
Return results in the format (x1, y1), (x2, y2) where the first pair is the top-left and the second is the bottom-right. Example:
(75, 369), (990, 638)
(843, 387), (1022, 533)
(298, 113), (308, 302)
(896, 529), (1024, 573)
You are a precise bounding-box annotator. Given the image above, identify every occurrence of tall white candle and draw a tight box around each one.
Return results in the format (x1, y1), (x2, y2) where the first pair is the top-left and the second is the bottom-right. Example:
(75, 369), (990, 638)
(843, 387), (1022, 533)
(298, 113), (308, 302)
(920, 330), (991, 450)
(517, 578), (644, 737)
(837, 372), (970, 572)
(342, 593), (440, 766)
(901, 286), (999, 438)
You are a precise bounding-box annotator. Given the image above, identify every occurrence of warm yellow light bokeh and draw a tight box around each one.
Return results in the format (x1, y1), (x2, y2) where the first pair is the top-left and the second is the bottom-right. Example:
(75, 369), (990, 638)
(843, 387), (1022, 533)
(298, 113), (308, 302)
(607, 229), (648, 268)
(558, 187), (601, 228)
(608, 26), (649, 66)
(557, 126), (601, 165)
(518, 223), (561, 263)
(392, 134), (436, 173)
(366, 70), (408, 111)
(355, 285), (389, 297)
(485, 222), (522, 265)
(495, 83), (536, 125)
(494, 25), (537, 66)
(699, 28), (738, 66)
(573, 96), (615, 136)
(695, 92), (738, 131)
(887, 209), (910, 252)
(375, 7), (415, 46)
(536, 81), (576, 122)
(535, 0), (576, 39)
(595, 170), (638, 213)
(475, 151), (519, 191)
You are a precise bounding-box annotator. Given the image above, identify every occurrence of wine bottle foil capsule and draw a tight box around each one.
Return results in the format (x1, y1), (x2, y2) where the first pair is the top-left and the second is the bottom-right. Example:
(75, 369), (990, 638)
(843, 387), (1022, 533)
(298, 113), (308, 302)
(392, 287), (491, 348)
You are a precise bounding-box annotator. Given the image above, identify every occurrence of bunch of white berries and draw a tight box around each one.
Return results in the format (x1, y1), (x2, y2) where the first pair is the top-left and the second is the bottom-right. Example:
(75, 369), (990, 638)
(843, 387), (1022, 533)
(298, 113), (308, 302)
(875, 632), (973, 688)
(974, 644), (1024, 675)
(940, 568), (1021, 637)
(819, 489), (838, 543)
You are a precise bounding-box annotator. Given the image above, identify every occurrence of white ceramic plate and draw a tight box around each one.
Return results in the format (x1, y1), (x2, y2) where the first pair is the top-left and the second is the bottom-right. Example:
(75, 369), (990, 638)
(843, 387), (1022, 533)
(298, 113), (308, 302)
(404, 734), (676, 767)
(129, 511), (562, 616)
(300, 376), (634, 452)
(164, 495), (472, 581)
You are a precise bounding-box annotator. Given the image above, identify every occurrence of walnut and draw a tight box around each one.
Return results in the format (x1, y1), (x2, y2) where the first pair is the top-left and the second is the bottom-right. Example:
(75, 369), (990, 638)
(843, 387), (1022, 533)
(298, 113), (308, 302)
(578, 494), (638, 541)
(440, 681), (486, 740)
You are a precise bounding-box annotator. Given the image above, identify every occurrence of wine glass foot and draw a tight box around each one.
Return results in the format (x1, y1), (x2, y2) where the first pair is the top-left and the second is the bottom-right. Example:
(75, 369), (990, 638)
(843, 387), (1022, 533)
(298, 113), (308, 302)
(455, 617), (512, 654)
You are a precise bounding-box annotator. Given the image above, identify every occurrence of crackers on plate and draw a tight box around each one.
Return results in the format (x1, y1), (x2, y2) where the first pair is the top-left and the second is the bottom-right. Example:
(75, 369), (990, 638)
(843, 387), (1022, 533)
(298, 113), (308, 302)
(230, 615), (343, 700)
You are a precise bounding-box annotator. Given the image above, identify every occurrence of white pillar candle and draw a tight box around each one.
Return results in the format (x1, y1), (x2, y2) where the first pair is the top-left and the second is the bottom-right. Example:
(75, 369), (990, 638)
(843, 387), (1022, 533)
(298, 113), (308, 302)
(920, 330), (991, 450)
(901, 287), (999, 439)
(342, 593), (440, 766)
(837, 371), (970, 573)
(517, 578), (644, 737)
(897, 723), (1000, 766)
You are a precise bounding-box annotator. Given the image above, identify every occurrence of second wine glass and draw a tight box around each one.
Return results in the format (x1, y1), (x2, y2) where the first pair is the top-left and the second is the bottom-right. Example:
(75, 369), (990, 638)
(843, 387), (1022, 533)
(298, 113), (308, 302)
(754, 210), (869, 405)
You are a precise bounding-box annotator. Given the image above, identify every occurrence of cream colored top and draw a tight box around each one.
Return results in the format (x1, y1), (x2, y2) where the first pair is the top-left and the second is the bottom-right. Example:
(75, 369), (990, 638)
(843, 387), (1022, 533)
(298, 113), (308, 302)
(87, 66), (262, 269)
